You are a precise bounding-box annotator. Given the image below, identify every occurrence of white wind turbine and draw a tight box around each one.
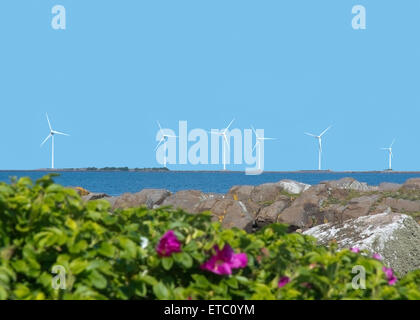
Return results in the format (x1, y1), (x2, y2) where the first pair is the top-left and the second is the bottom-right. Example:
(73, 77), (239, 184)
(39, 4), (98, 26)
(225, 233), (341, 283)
(305, 125), (332, 171)
(251, 125), (276, 171)
(155, 121), (177, 168)
(210, 119), (235, 171)
(381, 139), (395, 171)
(40, 113), (70, 169)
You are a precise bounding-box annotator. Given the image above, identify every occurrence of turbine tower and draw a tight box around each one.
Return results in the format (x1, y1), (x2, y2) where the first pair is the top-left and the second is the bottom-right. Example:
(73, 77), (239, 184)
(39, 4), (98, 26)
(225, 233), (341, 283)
(155, 121), (177, 168)
(381, 139), (395, 171)
(210, 119), (235, 171)
(305, 125), (332, 171)
(251, 125), (276, 171)
(40, 113), (70, 169)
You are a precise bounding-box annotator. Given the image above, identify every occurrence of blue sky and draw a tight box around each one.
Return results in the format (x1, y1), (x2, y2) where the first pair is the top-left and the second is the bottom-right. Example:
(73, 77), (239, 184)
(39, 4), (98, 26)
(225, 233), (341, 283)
(0, 0), (419, 171)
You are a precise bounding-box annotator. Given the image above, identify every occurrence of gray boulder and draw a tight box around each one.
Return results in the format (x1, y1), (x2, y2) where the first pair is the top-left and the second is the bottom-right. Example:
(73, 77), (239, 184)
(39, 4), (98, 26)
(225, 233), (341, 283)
(402, 178), (420, 190)
(160, 190), (205, 213)
(381, 197), (420, 213)
(250, 183), (284, 204)
(323, 177), (374, 192)
(210, 199), (254, 231)
(341, 194), (380, 220)
(277, 180), (311, 194)
(303, 212), (420, 276)
(277, 184), (328, 229)
(256, 197), (290, 227)
(113, 189), (171, 210)
(378, 182), (402, 192)
(82, 193), (110, 202)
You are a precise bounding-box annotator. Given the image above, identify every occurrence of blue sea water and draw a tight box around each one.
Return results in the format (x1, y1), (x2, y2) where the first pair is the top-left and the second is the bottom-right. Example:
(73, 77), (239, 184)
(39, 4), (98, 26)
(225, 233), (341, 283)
(1, 171), (420, 197)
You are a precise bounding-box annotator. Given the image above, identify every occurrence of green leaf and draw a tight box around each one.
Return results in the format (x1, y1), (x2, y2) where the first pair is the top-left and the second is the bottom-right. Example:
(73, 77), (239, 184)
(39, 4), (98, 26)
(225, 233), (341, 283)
(174, 252), (193, 268)
(89, 270), (108, 289)
(69, 259), (89, 275)
(162, 257), (173, 271)
(153, 282), (170, 299)
(98, 242), (116, 258)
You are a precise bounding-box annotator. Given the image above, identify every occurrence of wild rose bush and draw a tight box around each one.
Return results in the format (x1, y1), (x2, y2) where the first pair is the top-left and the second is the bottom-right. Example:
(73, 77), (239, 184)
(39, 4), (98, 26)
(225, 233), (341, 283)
(0, 175), (419, 300)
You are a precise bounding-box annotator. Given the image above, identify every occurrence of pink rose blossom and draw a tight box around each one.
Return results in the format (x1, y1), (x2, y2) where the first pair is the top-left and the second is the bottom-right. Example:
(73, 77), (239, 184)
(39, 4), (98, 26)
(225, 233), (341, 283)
(373, 253), (382, 260)
(200, 244), (247, 275)
(278, 276), (290, 288)
(156, 230), (181, 257)
(382, 267), (398, 285)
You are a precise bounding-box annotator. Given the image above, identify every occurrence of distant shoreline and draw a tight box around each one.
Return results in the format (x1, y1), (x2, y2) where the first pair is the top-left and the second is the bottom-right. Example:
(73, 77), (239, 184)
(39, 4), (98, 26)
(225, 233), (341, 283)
(2, 168), (420, 174)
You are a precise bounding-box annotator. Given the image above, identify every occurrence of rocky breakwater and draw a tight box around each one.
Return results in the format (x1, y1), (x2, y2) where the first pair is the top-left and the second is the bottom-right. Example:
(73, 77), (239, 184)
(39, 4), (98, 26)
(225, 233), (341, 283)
(74, 177), (420, 232)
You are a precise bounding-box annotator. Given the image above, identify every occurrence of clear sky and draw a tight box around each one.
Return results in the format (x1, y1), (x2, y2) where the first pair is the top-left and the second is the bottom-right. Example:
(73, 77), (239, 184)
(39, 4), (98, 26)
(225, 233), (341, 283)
(0, 0), (419, 171)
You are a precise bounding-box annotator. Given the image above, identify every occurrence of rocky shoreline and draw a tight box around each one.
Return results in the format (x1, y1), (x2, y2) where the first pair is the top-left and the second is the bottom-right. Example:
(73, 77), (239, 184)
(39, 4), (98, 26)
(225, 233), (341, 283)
(75, 177), (420, 275)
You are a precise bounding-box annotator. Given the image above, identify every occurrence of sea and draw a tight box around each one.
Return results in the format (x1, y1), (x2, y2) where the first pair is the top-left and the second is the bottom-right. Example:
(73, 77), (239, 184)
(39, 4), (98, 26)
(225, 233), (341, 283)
(1, 171), (420, 196)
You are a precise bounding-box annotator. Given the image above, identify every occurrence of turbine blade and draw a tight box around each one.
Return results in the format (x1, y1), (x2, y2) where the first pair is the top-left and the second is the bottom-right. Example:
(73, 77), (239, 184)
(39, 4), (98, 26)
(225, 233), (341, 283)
(154, 137), (165, 151)
(252, 142), (259, 152)
(305, 132), (317, 137)
(224, 118), (235, 132)
(319, 125), (332, 137)
(262, 137), (276, 140)
(40, 134), (52, 147)
(46, 113), (52, 131)
(156, 121), (163, 131)
(251, 125), (259, 138)
(52, 130), (70, 136)
(390, 138), (395, 148)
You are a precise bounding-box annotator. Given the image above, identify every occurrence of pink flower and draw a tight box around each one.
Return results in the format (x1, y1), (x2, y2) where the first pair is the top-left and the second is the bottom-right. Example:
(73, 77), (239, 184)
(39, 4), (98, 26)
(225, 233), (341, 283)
(200, 244), (247, 275)
(350, 247), (360, 253)
(156, 230), (181, 257)
(382, 267), (398, 285)
(278, 276), (290, 288)
(373, 253), (382, 260)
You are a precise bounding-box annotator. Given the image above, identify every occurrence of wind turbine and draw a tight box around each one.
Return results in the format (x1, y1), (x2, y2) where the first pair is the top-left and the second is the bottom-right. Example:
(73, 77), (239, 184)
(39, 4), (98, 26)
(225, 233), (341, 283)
(251, 125), (276, 171)
(305, 125), (332, 171)
(155, 121), (177, 168)
(381, 139), (395, 171)
(40, 113), (70, 169)
(210, 119), (235, 171)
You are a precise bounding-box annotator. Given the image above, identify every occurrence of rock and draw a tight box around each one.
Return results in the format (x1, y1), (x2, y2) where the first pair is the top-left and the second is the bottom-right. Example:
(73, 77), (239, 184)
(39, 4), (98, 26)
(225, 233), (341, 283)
(161, 190), (204, 213)
(226, 185), (255, 201)
(402, 178), (420, 190)
(113, 189), (171, 210)
(323, 177), (373, 192)
(381, 197), (420, 213)
(250, 183), (284, 204)
(277, 184), (328, 229)
(378, 182), (402, 192)
(303, 212), (420, 276)
(208, 199), (254, 231)
(369, 203), (392, 215)
(256, 197), (290, 227)
(341, 195), (380, 220)
(277, 180), (311, 194)
(226, 185), (261, 217)
(82, 193), (110, 201)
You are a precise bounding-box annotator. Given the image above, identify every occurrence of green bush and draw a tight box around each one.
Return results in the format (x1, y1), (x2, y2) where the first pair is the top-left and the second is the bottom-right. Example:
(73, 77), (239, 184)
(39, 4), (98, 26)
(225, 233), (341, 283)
(0, 175), (419, 300)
